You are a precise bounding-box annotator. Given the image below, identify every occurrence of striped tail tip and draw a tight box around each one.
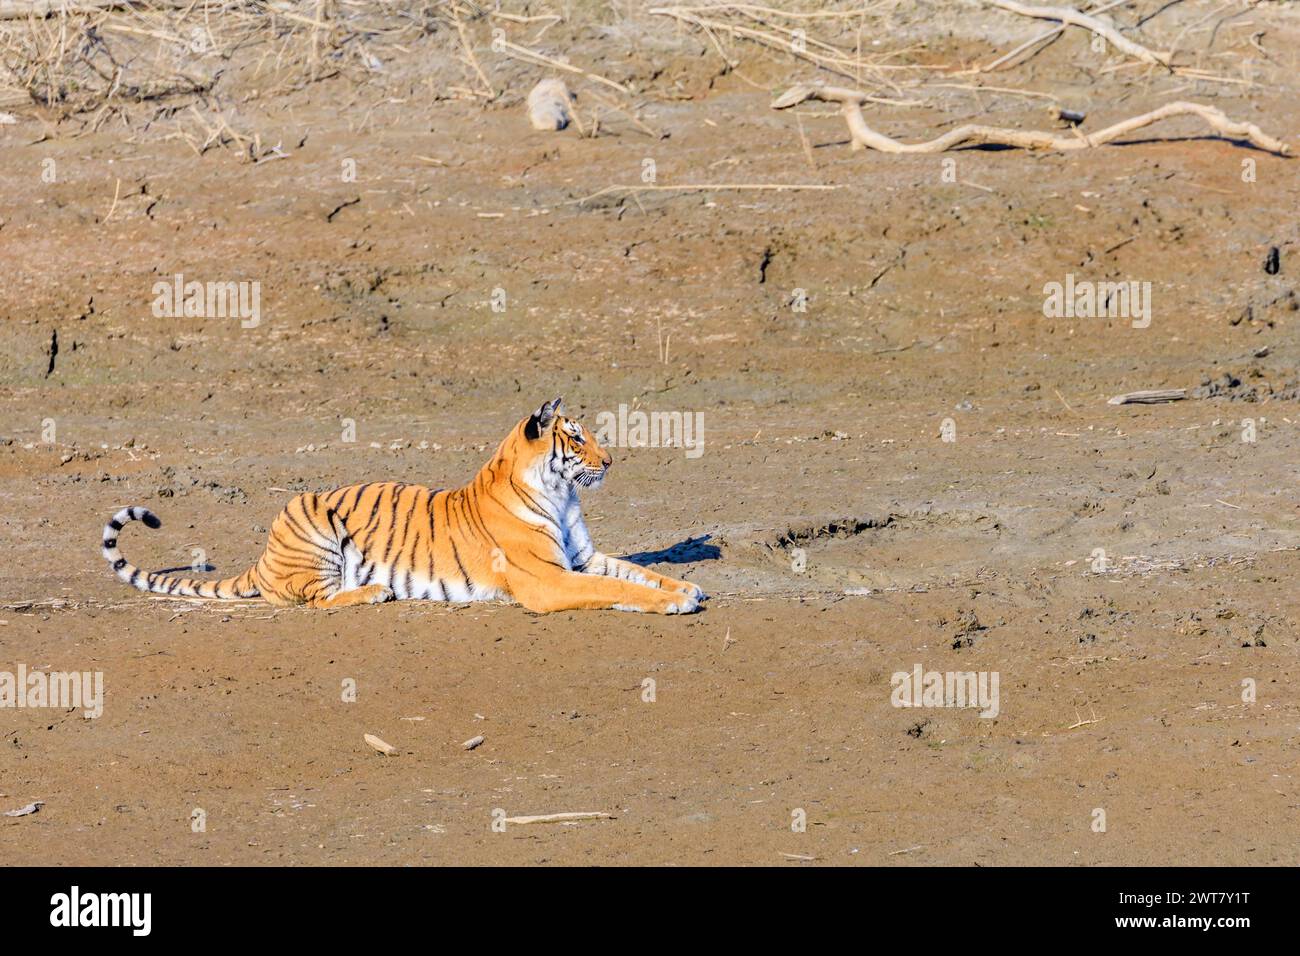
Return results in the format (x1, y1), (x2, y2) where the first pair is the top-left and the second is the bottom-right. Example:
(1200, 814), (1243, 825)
(100, 506), (259, 600)
(102, 506), (163, 590)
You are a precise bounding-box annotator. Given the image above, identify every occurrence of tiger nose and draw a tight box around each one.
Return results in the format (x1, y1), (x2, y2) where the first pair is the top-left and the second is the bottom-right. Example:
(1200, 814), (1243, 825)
(601, 452), (612, 468)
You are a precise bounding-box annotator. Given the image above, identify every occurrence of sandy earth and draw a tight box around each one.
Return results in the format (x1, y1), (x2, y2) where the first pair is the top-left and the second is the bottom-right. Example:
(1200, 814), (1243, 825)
(2, 1), (1299, 865)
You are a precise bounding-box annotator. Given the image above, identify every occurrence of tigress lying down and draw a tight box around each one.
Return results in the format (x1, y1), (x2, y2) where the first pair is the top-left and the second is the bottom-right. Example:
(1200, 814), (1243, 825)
(102, 398), (705, 614)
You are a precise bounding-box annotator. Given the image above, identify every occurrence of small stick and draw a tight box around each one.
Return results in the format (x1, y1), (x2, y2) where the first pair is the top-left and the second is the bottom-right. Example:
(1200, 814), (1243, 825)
(573, 183), (841, 205)
(583, 90), (662, 139)
(451, 7), (494, 100)
(103, 177), (121, 223)
(501, 812), (613, 825)
(496, 39), (629, 94)
(364, 733), (397, 756)
(1064, 708), (1104, 729)
(928, 82), (1058, 102)
(1107, 389), (1186, 405)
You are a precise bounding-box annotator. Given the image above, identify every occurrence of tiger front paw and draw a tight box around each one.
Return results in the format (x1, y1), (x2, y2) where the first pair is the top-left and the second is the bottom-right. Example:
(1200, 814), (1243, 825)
(675, 581), (706, 602)
(663, 591), (703, 614)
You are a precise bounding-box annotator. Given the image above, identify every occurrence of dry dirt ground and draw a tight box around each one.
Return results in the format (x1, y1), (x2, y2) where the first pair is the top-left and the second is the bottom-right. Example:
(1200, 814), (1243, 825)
(2, 1), (1299, 865)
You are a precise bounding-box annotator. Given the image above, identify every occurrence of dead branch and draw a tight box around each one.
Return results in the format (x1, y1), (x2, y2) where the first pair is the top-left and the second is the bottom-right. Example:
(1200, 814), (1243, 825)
(772, 86), (1289, 156)
(982, 0), (1133, 72)
(986, 0), (1169, 67)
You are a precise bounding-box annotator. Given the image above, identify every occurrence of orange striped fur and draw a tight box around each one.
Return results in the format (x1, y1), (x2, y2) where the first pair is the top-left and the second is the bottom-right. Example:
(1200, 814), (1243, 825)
(102, 399), (705, 614)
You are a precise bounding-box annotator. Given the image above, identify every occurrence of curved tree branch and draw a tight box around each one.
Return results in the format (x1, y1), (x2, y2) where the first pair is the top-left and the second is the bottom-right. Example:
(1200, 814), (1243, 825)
(773, 86), (1290, 156)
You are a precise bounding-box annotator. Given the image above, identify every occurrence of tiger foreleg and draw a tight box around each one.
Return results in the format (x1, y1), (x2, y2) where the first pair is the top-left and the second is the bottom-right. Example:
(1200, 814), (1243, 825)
(507, 567), (701, 614)
(581, 553), (705, 601)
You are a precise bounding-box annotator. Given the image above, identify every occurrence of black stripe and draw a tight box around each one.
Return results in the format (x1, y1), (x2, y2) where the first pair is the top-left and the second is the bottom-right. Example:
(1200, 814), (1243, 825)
(291, 496), (328, 538)
(343, 482), (371, 519)
(489, 489), (562, 548)
(265, 541), (335, 569)
(449, 536), (469, 588)
(527, 550), (568, 570)
(458, 490), (500, 552)
(508, 477), (559, 526)
(282, 505), (316, 545)
(377, 494), (408, 564)
(267, 536), (318, 560)
(359, 487), (391, 538)
(393, 489), (420, 555)
(279, 510), (320, 545)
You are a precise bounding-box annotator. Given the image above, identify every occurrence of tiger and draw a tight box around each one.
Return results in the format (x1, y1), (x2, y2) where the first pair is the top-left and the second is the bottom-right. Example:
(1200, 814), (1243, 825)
(101, 398), (705, 614)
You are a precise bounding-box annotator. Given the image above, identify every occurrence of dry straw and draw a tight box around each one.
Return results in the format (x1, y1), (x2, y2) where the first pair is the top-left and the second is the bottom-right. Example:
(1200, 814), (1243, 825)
(0, 0), (444, 151)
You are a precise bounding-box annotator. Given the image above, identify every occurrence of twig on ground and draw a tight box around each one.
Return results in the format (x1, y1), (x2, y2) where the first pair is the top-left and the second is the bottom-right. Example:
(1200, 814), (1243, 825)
(102, 176), (121, 222)
(773, 87), (1289, 155)
(501, 812), (613, 825)
(450, 5), (494, 100)
(495, 37), (629, 94)
(1064, 708), (1104, 729)
(573, 182), (842, 205)
(1107, 389), (1187, 405)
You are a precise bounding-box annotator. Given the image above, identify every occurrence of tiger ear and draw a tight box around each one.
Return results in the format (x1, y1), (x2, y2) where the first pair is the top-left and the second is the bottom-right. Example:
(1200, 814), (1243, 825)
(525, 397), (564, 440)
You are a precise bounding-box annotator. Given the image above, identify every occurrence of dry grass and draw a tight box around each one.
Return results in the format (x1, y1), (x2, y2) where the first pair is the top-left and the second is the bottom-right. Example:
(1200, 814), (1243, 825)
(648, 0), (935, 92)
(0, 0), (446, 149)
(0, 1), (932, 128)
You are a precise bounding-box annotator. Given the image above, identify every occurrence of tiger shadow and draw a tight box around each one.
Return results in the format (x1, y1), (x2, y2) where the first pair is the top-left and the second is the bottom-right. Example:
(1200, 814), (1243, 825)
(618, 535), (720, 568)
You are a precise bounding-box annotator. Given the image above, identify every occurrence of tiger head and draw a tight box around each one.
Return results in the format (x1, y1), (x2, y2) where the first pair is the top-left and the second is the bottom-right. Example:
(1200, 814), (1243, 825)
(523, 397), (612, 490)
